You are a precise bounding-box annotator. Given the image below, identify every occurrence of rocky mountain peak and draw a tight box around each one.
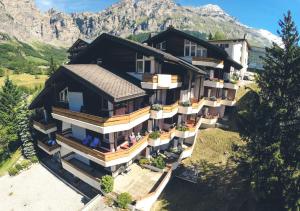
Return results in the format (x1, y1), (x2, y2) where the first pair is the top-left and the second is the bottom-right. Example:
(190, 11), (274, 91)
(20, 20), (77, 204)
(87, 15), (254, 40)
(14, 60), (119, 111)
(0, 0), (280, 47)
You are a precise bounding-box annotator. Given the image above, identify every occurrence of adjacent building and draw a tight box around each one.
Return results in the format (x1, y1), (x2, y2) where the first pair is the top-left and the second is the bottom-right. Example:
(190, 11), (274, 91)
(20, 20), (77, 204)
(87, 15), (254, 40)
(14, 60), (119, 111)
(30, 27), (243, 210)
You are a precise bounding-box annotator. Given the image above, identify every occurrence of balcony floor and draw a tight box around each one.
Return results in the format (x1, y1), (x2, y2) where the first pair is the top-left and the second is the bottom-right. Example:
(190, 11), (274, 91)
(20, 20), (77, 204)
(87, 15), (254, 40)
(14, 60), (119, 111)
(113, 163), (163, 200)
(67, 158), (107, 179)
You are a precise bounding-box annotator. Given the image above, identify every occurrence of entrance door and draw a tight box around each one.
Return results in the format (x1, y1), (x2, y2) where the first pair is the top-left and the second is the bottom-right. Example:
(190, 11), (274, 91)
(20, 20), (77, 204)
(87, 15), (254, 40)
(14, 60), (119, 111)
(69, 92), (83, 112)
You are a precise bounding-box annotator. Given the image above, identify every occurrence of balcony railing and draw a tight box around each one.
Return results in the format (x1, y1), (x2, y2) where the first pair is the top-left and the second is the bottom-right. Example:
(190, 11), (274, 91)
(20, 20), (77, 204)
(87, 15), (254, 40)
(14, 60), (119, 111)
(56, 133), (148, 167)
(148, 128), (176, 146)
(203, 97), (222, 107)
(204, 79), (224, 88)
(141, 74), (182, 89)
(178, 99), (205, 114)
(37, 139), (60, 155)
(150, 102), (178, 119)
(33, 120), (57, 134)
(192, 57), (224, 68)
(52, 106), (150, 133)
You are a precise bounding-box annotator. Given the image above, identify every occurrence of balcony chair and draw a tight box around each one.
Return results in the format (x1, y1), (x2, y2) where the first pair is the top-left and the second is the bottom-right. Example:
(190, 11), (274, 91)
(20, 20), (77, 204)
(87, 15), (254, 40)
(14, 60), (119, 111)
(90, 137), (100, 148)
(82, 135), (92, 146)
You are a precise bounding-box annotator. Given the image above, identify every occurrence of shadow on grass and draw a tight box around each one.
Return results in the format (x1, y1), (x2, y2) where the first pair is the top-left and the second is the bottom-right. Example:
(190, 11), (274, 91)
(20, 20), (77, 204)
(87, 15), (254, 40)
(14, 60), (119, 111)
(157, 160), (257, 211)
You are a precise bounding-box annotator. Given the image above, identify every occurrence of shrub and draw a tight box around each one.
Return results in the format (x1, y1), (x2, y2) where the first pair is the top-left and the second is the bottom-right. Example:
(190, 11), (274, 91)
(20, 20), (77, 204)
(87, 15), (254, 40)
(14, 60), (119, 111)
(30, 156), (39, 163)
(152, 156), (166, 169)
(176, 125), (189, 131)
(101, 175), (114, 193)
(15, 163), (23, 171)
(151, 104), (163, 111)
(180, 101), (191, 107)
(8, 167), (19, 176)
(117, 192), (132, 209)
(149, 131), (161, 139)
(20, 159), (31, 169)
(139, 158), (150, 165)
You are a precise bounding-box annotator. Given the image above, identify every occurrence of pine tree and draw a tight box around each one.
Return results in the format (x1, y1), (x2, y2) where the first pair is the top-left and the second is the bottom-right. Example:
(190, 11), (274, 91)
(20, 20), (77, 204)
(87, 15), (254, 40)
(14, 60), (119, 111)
(238, 11), (300, 210)
(208, 32), (213, 40)
(48, 57), (57, 76)
(0, 77), (22, 143)
(16, 96), (36, 159)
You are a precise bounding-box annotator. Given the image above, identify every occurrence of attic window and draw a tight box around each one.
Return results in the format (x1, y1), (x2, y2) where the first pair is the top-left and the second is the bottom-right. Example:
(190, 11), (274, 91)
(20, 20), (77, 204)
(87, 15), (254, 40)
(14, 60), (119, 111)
(59, 87), (69, 103)
(156, 41), (166, 51)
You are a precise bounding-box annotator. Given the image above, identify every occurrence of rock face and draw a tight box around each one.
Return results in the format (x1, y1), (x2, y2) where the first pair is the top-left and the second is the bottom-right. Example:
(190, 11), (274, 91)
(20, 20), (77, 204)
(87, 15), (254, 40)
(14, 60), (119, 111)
(0, 0), (280, 46)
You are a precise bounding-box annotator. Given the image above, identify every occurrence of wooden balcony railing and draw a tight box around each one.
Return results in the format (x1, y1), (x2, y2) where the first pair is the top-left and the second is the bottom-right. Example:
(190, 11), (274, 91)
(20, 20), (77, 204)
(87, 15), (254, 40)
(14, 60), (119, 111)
(56, 134), (148, 162)
(52, 106), (150, 127)
(142, 74), (181, 83)
(33, 120), (56, 131)
(162, 102), (178, 112)
(192, 57), (224, 64)
(160, 128), (176, 141)
(37, 139), (60, 152)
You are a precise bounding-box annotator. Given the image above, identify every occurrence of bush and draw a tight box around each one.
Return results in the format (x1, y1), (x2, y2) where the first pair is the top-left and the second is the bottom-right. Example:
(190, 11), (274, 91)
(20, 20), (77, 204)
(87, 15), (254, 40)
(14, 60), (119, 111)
(15, 163), (23, 171)
(152, 156), (166, 169)
(20, 159), (31, 169)
(180, 101), (191, 107)
(176, 125), (189, 131)
(139, 158), (150, 165)
(101, 175), (114, 193)
(30, 156), (39, 163)
(149, 131), (160, 139)
(117, 192), (132, 209)
(151, 104), (163, 111)
(8, 167), (19, 176)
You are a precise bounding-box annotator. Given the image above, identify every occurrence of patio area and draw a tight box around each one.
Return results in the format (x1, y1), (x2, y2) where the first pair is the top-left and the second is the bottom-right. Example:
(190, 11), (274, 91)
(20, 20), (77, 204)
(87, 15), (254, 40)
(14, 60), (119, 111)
(113, 163), (164, 200)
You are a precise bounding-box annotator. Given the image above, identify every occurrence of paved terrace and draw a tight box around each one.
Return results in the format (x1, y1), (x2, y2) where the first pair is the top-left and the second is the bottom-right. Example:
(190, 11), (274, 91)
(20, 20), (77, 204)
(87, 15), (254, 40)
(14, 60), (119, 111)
(113, 163), (163, 200)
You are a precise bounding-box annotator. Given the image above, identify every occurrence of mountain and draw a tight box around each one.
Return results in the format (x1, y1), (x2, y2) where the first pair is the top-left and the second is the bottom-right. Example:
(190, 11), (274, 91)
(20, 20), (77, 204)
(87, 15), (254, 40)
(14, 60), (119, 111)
(0, 0), (280, 47)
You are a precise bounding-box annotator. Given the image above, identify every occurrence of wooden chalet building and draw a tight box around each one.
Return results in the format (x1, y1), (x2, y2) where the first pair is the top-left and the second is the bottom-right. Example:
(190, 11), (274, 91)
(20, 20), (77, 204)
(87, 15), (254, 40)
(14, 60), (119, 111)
(30, 27), (242, 210)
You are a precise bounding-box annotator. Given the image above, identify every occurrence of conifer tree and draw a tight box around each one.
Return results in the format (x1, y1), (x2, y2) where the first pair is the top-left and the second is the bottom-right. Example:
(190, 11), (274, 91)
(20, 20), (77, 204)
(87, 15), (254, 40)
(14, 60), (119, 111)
(0, 77), (22, 143)
(238, 11), (300, 210)
(48, 57), (57, 76)
(16, 96), (36, 159)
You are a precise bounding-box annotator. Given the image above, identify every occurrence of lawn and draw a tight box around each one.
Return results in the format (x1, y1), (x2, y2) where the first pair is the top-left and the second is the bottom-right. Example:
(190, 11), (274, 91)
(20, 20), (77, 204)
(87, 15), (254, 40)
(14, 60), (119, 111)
(151, 129), (254, 211)
(0, 148), (22, 176)
(0, 74), (48, 89)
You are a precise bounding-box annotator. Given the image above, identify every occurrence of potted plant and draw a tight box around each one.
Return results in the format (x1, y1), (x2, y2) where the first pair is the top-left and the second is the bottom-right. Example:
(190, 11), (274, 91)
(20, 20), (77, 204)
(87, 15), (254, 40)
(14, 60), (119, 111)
(175, 125), (190, 138)
(150, 104), (163, 118)
(148, 131), (161, 144)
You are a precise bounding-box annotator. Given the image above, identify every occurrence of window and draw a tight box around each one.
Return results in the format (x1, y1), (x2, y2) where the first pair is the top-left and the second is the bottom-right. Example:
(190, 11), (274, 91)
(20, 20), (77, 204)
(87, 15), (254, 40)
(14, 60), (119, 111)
(184, 39), (207, 57)
(136, 54), (151, 73)
(155, 41), (166, 51)
(59, 87), (68, 102)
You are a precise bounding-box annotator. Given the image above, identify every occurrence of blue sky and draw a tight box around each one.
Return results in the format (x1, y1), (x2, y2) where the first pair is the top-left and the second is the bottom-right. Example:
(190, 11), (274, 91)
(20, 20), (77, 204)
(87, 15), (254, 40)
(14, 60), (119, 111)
(35, 0), (300, 34)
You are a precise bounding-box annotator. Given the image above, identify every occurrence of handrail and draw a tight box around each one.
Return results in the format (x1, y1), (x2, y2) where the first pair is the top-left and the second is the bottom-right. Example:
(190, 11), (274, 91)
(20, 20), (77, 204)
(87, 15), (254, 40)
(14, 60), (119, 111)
(33, 120), (56, 130)
(162, 101), (178, 112)
(56, 134), (148, 162)
(52, 106), (150, 127)
(192, 57), (224, 64)
(37, 139), (60, 151)
(143, 74), (181, 83)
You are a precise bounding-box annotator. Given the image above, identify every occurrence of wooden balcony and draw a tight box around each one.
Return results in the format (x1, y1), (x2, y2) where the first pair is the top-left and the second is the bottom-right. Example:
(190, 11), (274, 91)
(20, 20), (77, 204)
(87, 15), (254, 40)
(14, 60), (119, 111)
(148, 128), (176, 147)
(201, 115), (218, 125)
(33, 120), (57, 134)
(37, 139), (60, 155)
(175, 119), (201, 138)
(204, 79), (224, 88)
(221, 98), (237, 106)
(52, 106), (150, 134)
(56, 134), (148, 167)
(192, 57), (224, 68)
(203, 97), (222, 107)
(141, 74), (182, 89)
(178, 99), (205, 114)
(150, 102), (178, 119)
(61, 153), (103, 190)
(223, 81), (239, 90)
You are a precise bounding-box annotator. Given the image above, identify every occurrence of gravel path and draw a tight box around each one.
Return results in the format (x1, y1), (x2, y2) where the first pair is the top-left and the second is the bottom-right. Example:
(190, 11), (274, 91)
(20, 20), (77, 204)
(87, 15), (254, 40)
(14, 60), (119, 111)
(0, 164), (86, 211)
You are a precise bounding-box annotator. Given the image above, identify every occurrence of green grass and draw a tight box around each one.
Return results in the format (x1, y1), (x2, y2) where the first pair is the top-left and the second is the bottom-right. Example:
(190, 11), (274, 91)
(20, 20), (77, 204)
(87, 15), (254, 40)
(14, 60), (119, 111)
(0, 74), (48, 89)
(0, 34), (67, 74)
(0, 148), (22, 176)
(152, 129), (253, 211)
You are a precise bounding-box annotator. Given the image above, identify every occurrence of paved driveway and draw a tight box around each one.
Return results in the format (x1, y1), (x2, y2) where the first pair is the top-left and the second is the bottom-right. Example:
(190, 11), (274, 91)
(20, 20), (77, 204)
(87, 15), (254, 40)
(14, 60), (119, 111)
(0, 164), (86, 211)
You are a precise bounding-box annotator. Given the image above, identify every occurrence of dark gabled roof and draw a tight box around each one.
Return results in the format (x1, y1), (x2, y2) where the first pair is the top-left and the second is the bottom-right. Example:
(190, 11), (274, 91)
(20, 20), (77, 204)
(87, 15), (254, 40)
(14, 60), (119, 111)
(67, 38), (92, 52)
(209, 38), (251, 50)
(62, 64), (146, 102)
(144, 27), (243, 70)
(72, 33), (207, 75)
(29, 64), (147, 109)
